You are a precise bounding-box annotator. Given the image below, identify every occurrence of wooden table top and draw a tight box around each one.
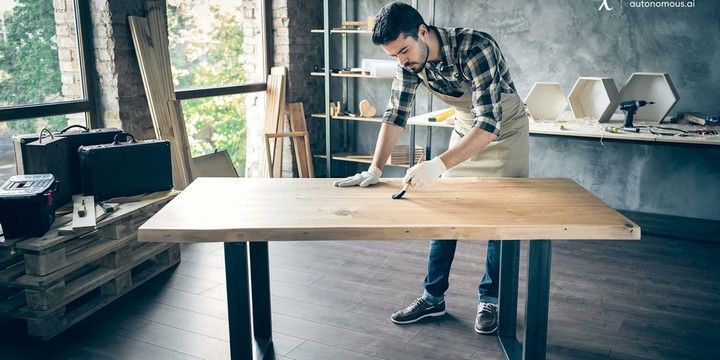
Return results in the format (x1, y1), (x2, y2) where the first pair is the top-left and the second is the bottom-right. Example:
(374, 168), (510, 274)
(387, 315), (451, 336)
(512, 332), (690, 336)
(138, 177), (640, 243)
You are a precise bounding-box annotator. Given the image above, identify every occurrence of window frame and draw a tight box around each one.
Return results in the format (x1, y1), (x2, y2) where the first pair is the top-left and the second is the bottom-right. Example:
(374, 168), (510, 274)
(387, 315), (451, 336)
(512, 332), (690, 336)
(0, 0), (98, 125)
(0, 0), (273, 123)
(173, 0), (272, 102)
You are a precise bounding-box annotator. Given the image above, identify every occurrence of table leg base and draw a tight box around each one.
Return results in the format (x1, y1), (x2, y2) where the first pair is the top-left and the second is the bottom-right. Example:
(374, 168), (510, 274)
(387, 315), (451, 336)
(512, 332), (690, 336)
(497, 240), (552, 360)
(225, 242), (275, 360)
(253, 337), (275, 360)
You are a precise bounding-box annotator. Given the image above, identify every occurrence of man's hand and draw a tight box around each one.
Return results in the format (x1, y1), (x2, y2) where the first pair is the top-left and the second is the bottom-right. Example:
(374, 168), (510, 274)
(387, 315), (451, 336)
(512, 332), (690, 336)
(402, 157), (447, 189)
(333, 165), (382, 187)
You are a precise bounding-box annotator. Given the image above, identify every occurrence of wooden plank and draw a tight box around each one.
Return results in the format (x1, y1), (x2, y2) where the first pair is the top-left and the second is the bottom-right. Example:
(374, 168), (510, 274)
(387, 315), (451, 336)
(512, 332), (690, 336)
(287, 103), (313, 178)
(72, 196), (96, 233)
(139, 177), (640, 243)
(261, 74), (285, 178)
(129, 11), (193, 190)
(273, 74), (287, 178)
(58, 203), (119, 235)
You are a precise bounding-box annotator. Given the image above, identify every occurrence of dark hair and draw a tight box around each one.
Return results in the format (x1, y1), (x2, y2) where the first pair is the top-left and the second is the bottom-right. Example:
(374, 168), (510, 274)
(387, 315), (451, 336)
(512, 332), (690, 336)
(372, 2), (427, 45)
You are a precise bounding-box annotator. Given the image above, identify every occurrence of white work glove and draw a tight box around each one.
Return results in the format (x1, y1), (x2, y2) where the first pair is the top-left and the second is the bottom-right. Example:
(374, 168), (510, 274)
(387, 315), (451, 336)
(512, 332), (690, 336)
(333, 164), (382, 187)
(402, 157), (447, 189)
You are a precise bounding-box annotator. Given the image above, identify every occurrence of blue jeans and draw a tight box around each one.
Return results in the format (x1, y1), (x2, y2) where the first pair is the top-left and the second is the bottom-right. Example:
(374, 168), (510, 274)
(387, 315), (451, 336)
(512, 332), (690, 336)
(422, 240), (500, 305)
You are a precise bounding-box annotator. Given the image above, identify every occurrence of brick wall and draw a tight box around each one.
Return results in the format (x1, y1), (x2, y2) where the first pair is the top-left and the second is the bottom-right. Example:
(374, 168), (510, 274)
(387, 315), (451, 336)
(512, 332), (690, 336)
(54, 0), (155, 139)
(89, 0), (154, 139)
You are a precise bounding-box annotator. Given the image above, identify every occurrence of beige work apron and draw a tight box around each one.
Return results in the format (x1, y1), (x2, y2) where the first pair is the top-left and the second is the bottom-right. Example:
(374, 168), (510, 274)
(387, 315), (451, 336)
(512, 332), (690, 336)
(419, 68), (529, 178)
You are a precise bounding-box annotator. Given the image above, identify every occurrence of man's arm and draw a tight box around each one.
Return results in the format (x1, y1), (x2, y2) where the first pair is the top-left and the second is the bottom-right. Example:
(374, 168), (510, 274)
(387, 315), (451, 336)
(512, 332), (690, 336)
(438, 128), (497, 169)
(371, 122), (405, 170)
(439, 38), (505, 169)
(373, 65), (420, 169)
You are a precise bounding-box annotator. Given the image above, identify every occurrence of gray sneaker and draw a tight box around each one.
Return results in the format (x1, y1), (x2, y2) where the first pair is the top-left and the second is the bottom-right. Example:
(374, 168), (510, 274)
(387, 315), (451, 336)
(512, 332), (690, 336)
(391, 298), (446, 324)
(474, 302), (498, 334)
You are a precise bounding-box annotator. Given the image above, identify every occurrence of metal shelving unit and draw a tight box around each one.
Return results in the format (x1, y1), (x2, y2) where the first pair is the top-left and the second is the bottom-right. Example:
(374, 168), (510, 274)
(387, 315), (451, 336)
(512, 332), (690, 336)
(314, 0), (440, 177)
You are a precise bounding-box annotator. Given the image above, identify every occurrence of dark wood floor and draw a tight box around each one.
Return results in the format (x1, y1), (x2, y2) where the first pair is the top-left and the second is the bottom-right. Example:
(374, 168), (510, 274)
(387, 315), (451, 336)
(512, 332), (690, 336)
(1, 234), (719, 360)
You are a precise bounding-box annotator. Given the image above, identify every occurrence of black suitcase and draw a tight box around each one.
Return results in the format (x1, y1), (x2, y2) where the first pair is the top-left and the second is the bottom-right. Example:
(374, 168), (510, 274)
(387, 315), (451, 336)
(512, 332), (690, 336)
(78, 132), (173, 200)
(12, 126), (122, 185)
(23, 129), (72, 208)
(11, 133), (40, 175)
(54, 125), (123, 194)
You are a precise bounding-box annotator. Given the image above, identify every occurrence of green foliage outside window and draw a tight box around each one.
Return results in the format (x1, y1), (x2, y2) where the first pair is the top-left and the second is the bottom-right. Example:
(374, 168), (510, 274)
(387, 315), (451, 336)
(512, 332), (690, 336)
(0, 0), (68, 134)
(167, 1), (250, 176)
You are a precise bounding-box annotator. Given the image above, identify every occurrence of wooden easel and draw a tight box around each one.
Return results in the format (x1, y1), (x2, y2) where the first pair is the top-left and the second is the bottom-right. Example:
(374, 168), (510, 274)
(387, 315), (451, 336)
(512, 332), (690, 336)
(264, 102), (314, 178)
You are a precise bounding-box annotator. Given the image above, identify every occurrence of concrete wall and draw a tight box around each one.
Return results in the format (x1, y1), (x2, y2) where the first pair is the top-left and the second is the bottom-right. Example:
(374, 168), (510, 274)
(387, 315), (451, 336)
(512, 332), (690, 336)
(335, 0), (720, 219)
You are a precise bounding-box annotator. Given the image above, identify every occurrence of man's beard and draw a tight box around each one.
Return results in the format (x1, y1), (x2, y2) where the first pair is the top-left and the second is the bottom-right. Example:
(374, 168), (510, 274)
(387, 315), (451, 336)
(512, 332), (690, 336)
(404, 40), (430, 74)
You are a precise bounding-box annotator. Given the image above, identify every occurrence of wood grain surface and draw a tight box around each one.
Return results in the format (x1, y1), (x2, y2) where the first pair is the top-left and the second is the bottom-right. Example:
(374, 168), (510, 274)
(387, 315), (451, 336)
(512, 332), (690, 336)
(139, 177), (640, 243)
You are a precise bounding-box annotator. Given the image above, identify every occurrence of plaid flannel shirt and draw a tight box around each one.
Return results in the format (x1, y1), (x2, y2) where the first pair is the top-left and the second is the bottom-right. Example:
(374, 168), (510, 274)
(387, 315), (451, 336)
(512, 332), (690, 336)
(382, 26), (517, 137)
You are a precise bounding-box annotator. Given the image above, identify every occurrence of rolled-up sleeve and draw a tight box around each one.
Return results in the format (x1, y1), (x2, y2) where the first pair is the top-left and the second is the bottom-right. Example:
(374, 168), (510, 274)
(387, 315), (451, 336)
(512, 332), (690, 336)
(382, 66), (421, 128)
(465, 41), (504, 137)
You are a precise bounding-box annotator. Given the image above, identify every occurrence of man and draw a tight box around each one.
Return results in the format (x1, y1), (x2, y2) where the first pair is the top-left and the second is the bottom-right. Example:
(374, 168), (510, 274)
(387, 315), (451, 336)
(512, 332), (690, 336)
(333, 2), (529, 335)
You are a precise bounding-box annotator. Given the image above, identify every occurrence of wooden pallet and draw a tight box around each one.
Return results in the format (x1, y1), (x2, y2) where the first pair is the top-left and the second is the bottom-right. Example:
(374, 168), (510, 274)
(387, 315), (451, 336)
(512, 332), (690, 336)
(0, 191), (181, 339)
(22, 244), (179, 339)
(13, 193), (175, 277)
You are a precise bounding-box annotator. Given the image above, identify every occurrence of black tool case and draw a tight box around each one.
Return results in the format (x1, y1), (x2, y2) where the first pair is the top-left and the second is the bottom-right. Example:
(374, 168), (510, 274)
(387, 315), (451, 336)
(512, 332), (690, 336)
(23, 129), (72, 208)
(0, 174), (58, 239)
(54, 125), (123, 194)
(78, 132), (173, 200)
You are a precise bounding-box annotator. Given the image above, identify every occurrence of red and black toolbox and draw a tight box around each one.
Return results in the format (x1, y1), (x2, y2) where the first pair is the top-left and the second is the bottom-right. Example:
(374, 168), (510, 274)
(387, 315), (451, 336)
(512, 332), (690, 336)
(0, 174), (58, 239)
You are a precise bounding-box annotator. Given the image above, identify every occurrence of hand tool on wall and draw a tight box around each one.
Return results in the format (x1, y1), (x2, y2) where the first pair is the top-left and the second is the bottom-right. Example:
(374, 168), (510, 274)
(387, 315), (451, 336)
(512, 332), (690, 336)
(620, 100), (654, 132)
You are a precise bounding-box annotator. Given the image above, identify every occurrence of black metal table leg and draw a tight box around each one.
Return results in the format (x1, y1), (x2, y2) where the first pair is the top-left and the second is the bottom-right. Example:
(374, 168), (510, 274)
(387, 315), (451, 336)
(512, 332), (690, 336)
(522, 240), (552, 360)
(498, 240), (522, 359)
(249, 241), (274, 359)
(224, 242), (253, 360)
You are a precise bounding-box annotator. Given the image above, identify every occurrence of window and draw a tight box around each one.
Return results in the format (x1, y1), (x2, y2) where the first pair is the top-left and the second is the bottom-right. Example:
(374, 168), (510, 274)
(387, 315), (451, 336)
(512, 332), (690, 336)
(167, 0), (265, 90)
(0, 0), (95, 182)
(167, 0), (269, 176)
(0, 0), (87, 107)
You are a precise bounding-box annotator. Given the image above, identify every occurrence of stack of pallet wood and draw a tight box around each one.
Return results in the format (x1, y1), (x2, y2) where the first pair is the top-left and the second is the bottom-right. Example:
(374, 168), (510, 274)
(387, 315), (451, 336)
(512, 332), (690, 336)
(129, 1), (193, 189)
(0, 192), (179, 339)
(389, 145), (424, 166)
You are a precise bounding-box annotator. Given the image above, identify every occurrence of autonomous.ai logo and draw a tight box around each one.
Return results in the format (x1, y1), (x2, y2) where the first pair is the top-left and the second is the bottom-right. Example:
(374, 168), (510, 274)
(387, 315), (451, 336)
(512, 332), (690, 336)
(598, 0), (614, 10)
(597, 0), (696, 11)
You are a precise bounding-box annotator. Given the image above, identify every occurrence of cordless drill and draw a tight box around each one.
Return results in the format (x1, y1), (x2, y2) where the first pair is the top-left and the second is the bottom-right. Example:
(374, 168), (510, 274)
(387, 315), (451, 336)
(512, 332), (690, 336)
(620, 100), (654, 132)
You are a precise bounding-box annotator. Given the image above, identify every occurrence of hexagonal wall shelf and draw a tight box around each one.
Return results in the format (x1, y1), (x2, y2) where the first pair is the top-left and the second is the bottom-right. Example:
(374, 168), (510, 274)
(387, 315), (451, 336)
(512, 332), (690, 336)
(619, 72), (679, 123)
(523, 82), (568, 121)
(568, 77), (620, 123)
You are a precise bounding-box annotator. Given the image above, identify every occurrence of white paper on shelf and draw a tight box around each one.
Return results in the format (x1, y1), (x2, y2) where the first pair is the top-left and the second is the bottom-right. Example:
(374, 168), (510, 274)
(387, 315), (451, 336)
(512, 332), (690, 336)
(361, 59), (397, 78)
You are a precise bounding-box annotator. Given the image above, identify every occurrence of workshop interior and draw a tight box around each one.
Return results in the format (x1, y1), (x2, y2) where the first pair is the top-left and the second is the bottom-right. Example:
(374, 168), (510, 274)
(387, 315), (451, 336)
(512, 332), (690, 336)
(0, 1), (718, 359)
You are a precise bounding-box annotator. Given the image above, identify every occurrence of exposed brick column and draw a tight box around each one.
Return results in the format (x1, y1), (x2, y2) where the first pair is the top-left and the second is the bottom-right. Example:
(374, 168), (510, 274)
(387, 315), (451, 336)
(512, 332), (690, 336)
(55, 0), (158, 139)
(89, 0), (155, 139)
